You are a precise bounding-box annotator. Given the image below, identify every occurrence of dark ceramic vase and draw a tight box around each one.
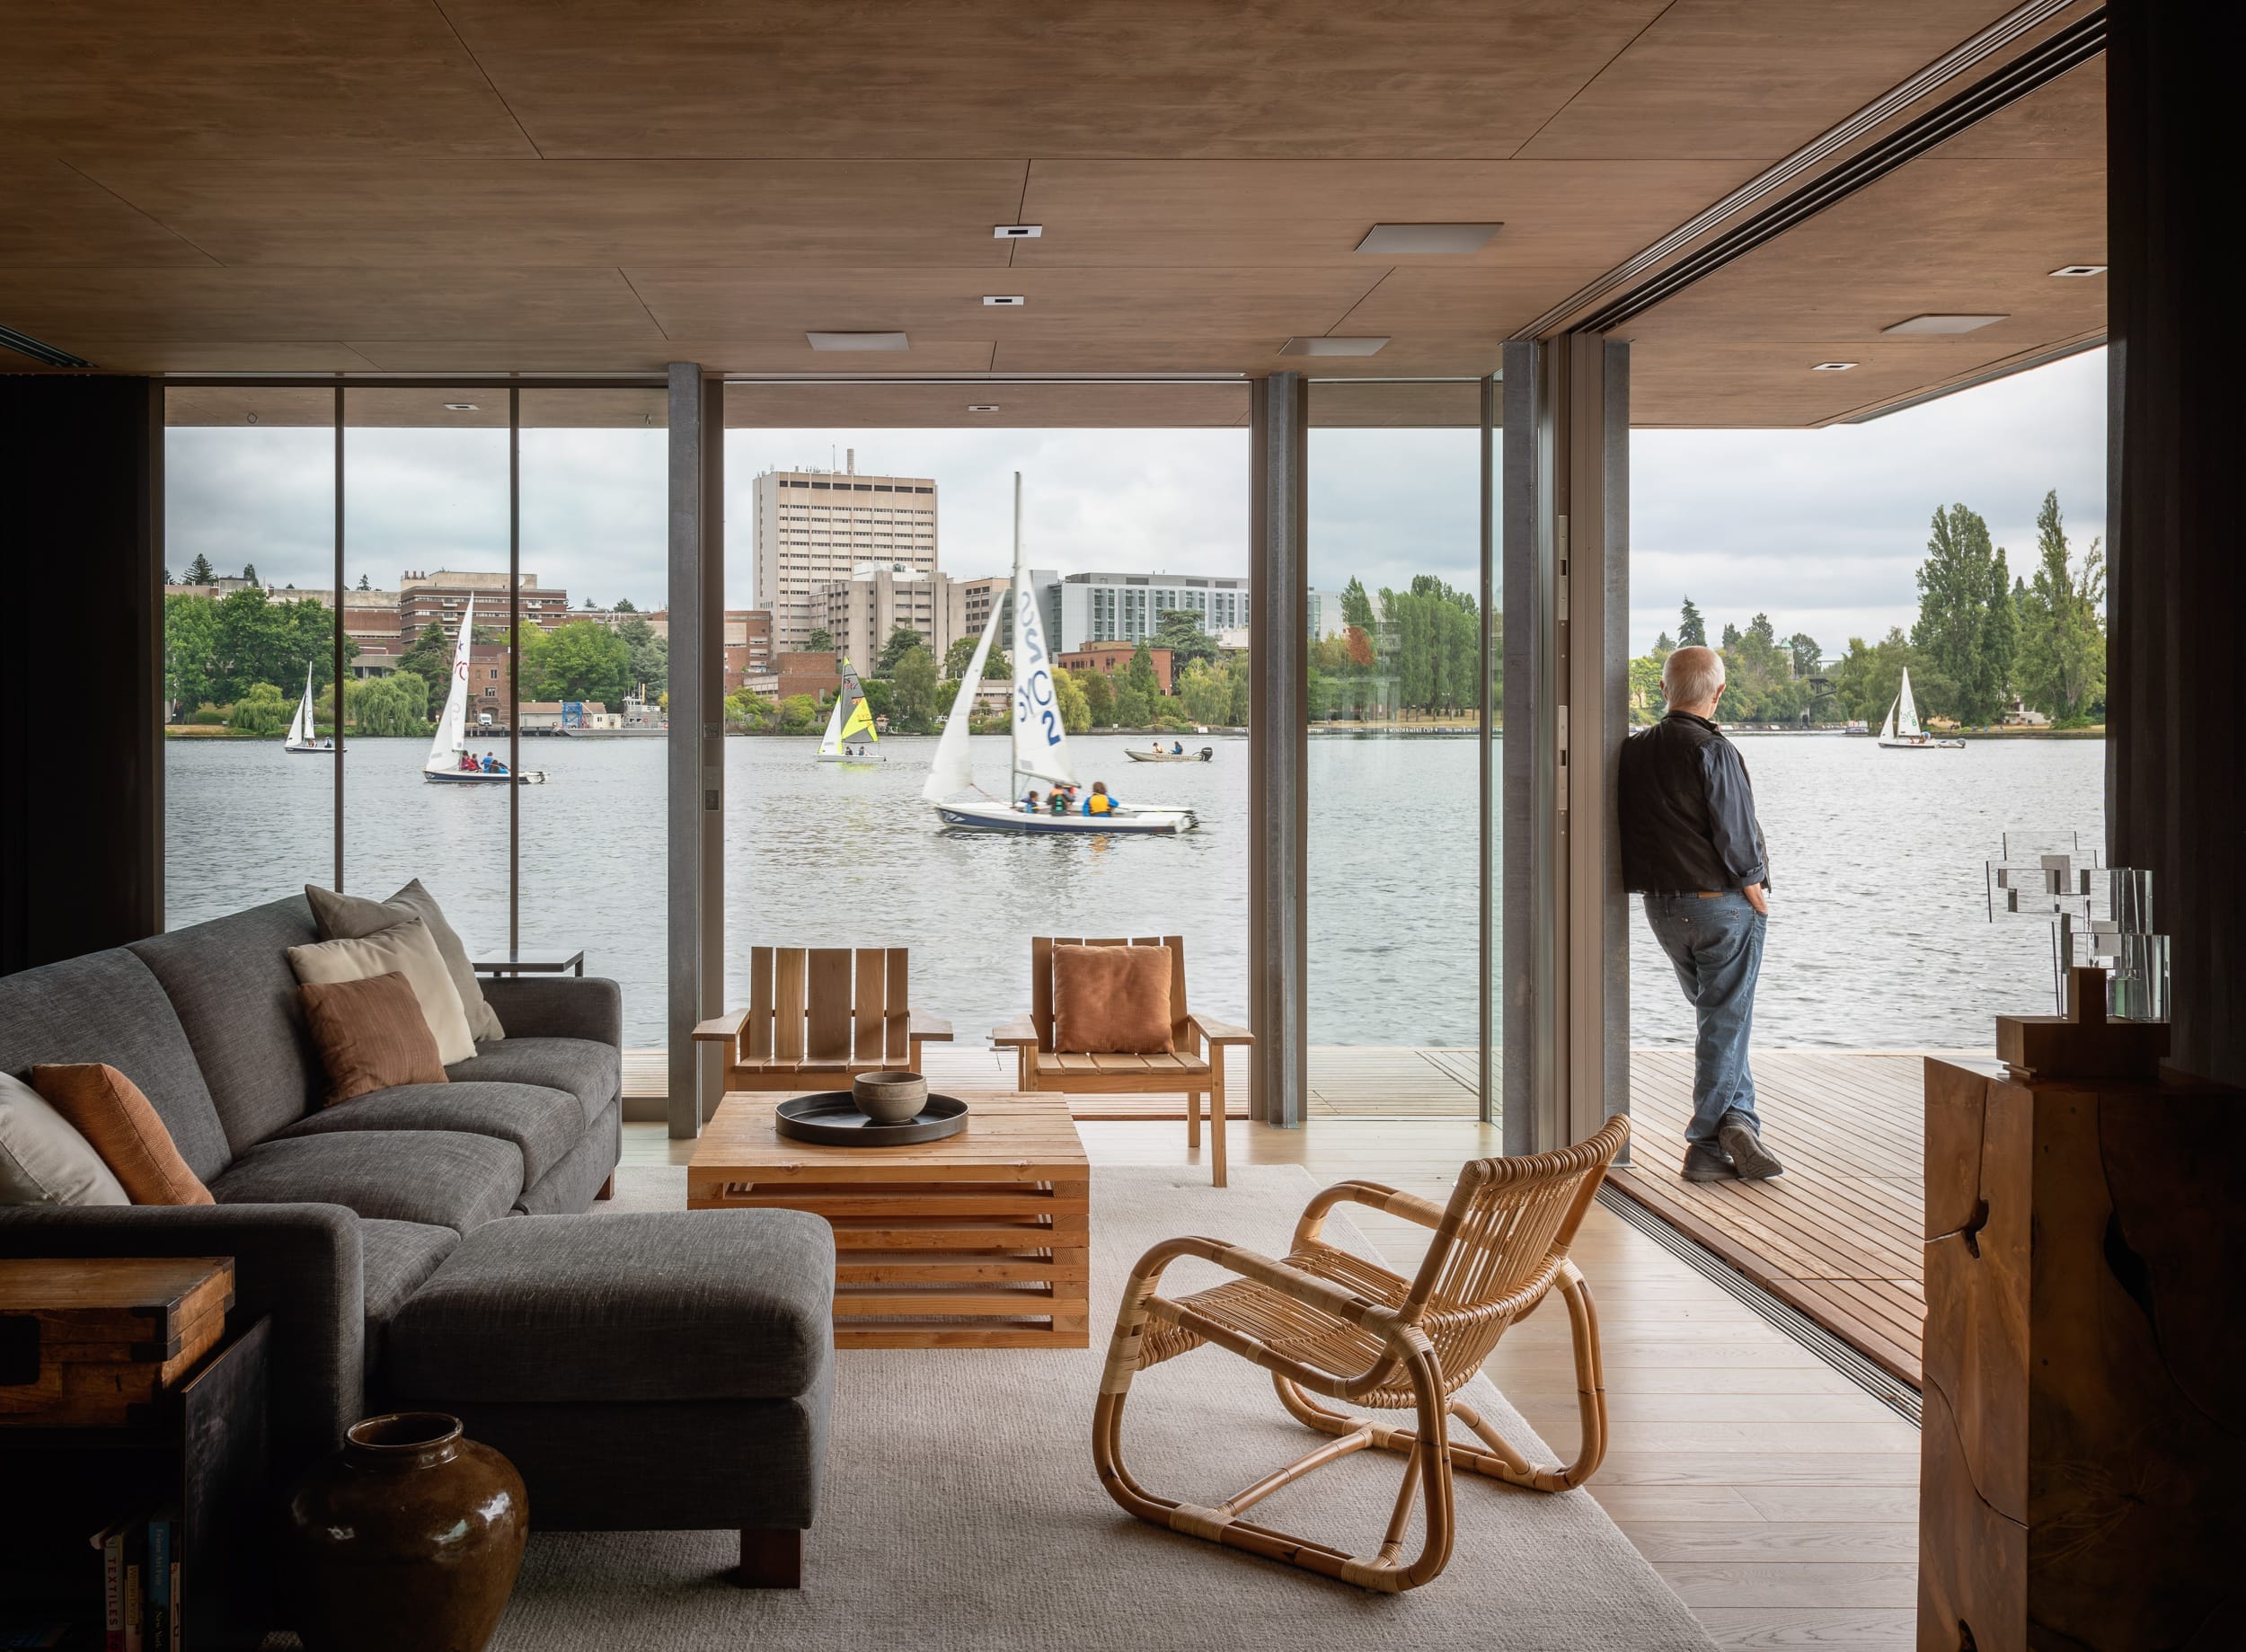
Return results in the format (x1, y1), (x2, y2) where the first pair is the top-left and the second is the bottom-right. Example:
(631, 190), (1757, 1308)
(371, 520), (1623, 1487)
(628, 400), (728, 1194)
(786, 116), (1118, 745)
(287, 1411), (528, 1652)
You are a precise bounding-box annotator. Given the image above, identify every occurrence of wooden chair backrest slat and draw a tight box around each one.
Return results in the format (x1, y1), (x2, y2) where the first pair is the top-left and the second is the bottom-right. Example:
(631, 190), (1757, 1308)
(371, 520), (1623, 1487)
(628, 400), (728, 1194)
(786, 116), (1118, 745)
(1030, 934), (1191, 1054)
(772, 947), (808, 1063)
(884, 948), (910, 1062)
(853, 949), (887, 1063)
(746, 948), (776, 1061)
(805, 948), (853, 1062)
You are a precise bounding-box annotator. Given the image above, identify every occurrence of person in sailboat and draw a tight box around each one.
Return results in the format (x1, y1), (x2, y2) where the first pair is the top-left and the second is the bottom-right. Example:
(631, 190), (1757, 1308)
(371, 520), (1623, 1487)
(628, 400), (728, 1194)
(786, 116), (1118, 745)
(1617, 645), (1783, 1185)
(484, 753), (508, 775)
(459, 751), (479, 773)
(1021, 789), (1042, 814)
(1085, 782), (1117, 817)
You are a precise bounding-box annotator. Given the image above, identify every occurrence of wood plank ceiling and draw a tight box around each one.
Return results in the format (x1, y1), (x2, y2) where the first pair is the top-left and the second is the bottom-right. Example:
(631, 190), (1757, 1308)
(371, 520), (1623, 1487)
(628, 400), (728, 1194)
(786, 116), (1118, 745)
(0, 1), (2103, 428)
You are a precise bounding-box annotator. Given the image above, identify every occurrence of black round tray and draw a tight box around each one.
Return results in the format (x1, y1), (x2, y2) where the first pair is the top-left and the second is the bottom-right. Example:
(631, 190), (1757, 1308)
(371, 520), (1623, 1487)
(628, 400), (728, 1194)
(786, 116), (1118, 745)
(774, 1091), (969, 1146)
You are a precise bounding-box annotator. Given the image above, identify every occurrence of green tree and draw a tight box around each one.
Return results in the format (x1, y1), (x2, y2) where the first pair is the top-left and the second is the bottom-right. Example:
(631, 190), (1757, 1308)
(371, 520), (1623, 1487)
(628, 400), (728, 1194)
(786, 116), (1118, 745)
(875, 624), (926, 676)
(942, 634), (1009, 681)
(615, 597), (635, 613)
(1832, 629), (1953, 726)
(1653, 631), (1675, 655)
(240, 563), (260, 586)
(185, 553), (216, 586)
(164, 594), (221, 715)
(1912, 503), (2010, 723)
(857, 676), (896, 725)
(1787, 632), (1822, 678)
(1340, 577), (1375, 630)
(349, 672), (430, 735)
(2014, 490), (2105, 723)
(1050, 666), (1091, 735)
(1628, 653), (1667, 723)
(615, 613), (668, 698)
(1176, 659), (1234, 726)
(1079, 668), (1117, 727)
(520, 620), (632, 705)
(1125, 639), (1161, 703)
(888, 643), (940, 730)
(776, 693), (821, 734)
(804, 627), (834, 653)
(1677, 597), (1707, 648)
(356, 573), (371, 591)
(225, 681), (291, 736)
(393, 622), (455, 702)
(1154, 609), (1218, 668)
(725, 688), (777, 730)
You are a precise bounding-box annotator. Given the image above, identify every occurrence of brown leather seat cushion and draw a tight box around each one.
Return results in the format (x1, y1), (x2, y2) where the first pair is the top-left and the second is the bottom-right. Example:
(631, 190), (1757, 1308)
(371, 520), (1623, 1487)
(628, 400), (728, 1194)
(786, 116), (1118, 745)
(1052, 945), (1173, 1055)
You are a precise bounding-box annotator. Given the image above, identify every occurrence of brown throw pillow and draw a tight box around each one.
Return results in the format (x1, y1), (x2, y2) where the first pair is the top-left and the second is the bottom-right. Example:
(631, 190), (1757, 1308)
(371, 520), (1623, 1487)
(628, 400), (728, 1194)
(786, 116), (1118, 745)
(30, 1064), (214, 1207)
(1052, 944), (1174, 1055)
(298, 972), (449, 1108)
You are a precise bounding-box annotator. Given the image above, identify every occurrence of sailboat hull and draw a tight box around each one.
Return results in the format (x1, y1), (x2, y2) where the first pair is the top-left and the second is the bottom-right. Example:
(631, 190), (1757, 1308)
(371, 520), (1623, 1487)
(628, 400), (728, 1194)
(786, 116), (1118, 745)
(284, 743), (337, 755)
(422, 768), (546, 783)
(1876, 737), (1967, 749)
(933, 799), (1196, 835)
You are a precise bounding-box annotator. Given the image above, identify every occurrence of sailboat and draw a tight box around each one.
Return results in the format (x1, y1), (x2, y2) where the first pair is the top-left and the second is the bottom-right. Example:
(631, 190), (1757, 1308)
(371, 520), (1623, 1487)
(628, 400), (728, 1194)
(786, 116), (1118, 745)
(923, 474), (1197, 835)
(1878, 667), (1966, 750)
(421, 596), (545, 784)
(282, 661), (334, 754)
(816, 659), (883, 762)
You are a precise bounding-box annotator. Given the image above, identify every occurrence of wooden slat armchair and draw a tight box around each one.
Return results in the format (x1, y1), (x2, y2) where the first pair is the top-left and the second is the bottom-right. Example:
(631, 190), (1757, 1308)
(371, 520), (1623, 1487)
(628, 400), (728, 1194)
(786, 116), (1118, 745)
(1092, 1115), (1629, 1593)
(993, 935), (1251, 1187)
(693, 946), (951, 1091)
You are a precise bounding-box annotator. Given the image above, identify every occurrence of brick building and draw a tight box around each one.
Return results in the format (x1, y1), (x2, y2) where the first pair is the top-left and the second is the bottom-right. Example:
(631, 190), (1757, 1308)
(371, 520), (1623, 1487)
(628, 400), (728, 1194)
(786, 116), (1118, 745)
(1058, 641), (1175, 695)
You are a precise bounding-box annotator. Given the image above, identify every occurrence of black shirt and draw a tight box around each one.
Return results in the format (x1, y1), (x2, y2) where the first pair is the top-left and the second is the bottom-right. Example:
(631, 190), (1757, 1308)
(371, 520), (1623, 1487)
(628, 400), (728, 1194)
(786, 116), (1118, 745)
(1617, 711), (1771, 894)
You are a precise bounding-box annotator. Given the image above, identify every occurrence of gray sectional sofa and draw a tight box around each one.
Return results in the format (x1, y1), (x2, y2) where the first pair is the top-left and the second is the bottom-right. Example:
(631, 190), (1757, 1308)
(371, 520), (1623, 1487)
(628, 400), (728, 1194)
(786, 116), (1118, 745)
(0, 892), (623, 1478)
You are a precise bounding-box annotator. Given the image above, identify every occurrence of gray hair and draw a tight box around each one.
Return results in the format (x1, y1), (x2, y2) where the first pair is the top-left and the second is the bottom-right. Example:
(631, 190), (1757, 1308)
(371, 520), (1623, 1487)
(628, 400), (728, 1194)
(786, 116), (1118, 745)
(1661, 645), (1726, 708)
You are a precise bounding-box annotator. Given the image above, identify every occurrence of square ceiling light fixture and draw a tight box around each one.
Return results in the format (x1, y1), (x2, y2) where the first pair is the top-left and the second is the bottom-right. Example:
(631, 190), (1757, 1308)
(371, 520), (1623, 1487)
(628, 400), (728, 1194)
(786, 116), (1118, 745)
(1882, 314), (2009, 335)
(442, 402), (480, 411)
(1355, 223), (1500, 254)
(1278, 336), (1390, 357)
(967, 404), (1000, 412)
(1809, 362), (1858, 372)
(993, 224), (1042, 239)
(2050, 263), (2107, 277)
(806, 331), (909, 351)
(983, 295), (1025, 306)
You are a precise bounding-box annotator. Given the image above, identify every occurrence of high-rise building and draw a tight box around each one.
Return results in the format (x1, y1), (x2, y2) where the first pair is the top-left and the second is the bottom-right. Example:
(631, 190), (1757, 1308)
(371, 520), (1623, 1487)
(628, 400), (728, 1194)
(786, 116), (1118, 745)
(808, 565), (958, 671)
(754, 466), (939, 652)
(1051, 571), (1250, 652)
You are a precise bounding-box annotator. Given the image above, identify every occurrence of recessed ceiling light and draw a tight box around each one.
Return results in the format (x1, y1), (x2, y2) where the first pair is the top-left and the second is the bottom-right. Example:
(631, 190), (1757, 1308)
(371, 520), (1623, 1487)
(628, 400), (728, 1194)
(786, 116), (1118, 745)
(443, 402), (479, 411)
(1278, 336), (1391, 357)
(1881, 314), (2008, 335)
(1355, 223), (1501, 255)
(2050, 263), (2107, 278)
(967, 404), (1000, 413)
(982, 296), (1025, 306)
(806, 331), (910, 352)
(1810, 361), (1859, 372)
(993, 225), (1042, 239)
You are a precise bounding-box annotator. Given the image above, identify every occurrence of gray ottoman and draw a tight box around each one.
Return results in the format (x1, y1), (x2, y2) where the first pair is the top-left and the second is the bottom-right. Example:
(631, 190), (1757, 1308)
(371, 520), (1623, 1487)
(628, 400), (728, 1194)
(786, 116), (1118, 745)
(384, 1209), (836, 1586)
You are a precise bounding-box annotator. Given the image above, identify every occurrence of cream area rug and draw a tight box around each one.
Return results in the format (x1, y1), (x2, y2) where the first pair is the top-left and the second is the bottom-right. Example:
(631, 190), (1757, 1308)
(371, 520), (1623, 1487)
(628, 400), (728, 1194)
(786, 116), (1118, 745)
(486, 1163), (1715, 1652)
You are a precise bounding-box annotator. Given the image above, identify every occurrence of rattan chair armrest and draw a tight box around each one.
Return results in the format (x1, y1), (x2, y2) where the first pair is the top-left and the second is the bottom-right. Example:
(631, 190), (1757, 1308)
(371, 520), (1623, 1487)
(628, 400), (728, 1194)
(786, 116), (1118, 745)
(1136, 1233), (1397, 1338)
(908, 1012), (953, 1043)
(1301, 1179), (1449, 1232)
(992, 1015), (1040, 1047)
(1186, 1012), (1254, 1046)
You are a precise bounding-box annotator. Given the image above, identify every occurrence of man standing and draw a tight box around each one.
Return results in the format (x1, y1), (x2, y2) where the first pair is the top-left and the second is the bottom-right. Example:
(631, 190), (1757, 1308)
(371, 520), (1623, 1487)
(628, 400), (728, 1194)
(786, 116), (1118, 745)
(1618, 645), (1783, 1183)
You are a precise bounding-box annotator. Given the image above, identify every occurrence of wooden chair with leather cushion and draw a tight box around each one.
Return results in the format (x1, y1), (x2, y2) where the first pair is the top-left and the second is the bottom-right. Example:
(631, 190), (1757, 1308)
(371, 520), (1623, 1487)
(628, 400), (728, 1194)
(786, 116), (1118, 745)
(993, 936), (1251, 1186)
(692, 947), (951, 1091)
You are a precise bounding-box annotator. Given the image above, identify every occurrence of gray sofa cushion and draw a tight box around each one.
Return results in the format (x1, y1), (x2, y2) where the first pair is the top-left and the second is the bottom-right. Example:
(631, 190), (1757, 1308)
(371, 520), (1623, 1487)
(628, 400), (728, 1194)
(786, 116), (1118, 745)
(445, 1038), (619, 1132)
(274, 1081), (585, 1188)
(0, 947), (234, 1185)
(518, 1095), (622, 1216)
(129, 897), (327, 1154)
(386, 1210), (836, 1403)
(476, 976), (621, 1048)
(361, 1217), (460, 1368)
(213, 1130), (522, 1233)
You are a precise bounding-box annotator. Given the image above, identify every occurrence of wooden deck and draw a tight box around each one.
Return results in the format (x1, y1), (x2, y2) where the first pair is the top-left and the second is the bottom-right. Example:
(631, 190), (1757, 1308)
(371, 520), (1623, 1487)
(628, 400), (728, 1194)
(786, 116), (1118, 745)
(626, 1041), (1957, 1385)
(623, 1112), (1924, 1649)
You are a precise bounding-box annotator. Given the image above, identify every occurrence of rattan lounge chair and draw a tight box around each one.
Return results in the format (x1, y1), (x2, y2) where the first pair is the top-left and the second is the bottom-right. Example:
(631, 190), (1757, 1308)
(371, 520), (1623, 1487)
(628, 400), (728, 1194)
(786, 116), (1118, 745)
(1092, 1115), (1630, 1593)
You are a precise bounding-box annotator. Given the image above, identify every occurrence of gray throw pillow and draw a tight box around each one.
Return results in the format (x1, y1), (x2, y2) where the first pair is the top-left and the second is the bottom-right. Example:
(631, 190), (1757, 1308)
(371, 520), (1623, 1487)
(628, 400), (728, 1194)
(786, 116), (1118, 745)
(305, 879), (504, 1044)
(0, 1070), (130, 1206)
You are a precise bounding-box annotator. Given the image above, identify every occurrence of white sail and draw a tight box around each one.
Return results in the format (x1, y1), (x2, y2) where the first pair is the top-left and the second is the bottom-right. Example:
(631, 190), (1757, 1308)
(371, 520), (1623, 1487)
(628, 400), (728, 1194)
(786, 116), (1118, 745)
(1879, 694), (1897, 741)
(817, 684), (848, 755)
(286, 662), (314, 746)
(923, 605), (1003, 801)
(422, 595), (475, 774)
(1895, 667), (1923, 738)
(1007, 473), (1074, 790)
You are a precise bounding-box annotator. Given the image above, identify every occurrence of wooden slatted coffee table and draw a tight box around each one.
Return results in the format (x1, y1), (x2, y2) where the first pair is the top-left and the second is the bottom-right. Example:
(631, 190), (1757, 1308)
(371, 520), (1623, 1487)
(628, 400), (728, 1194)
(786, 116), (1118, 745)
(687, 1091), (1090, 1349)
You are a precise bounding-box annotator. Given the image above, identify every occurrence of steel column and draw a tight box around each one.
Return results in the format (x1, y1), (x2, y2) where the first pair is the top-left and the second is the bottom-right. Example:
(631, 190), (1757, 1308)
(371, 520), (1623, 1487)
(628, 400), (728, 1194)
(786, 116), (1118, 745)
(667, 365), (724, 1137)
(1477, 373), (1498, 1126)
(1249, 372), (1309, 1127)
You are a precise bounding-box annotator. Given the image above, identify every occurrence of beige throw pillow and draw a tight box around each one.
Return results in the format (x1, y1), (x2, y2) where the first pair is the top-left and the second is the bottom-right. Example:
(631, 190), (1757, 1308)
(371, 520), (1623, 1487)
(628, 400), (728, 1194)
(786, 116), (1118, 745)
(305, 879), (504, 1044)
(1, 1071), (129, 1206)
(287, 916), (477, 1065)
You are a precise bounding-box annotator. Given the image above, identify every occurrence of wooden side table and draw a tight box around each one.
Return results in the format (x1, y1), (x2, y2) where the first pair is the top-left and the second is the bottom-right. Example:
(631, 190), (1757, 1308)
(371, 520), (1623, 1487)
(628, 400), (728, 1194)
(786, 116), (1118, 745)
(687, 1091), (1091, 1349)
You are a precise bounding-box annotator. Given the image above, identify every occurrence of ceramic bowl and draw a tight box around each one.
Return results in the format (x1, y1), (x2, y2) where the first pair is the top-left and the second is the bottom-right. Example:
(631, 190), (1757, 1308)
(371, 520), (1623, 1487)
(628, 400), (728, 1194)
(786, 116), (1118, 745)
(853, 1071), (928, 1125)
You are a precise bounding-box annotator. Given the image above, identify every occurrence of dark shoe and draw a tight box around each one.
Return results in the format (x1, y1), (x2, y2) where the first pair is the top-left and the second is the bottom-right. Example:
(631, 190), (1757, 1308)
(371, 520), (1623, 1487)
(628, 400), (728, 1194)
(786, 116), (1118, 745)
(1719, 1114), (1784, 1180)
(1681, 1144), (1738, 1182)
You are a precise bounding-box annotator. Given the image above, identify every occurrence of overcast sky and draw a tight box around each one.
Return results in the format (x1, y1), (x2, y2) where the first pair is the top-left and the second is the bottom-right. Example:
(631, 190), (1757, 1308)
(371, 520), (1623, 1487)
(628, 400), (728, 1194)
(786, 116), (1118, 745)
(165, 348), (2106, 657)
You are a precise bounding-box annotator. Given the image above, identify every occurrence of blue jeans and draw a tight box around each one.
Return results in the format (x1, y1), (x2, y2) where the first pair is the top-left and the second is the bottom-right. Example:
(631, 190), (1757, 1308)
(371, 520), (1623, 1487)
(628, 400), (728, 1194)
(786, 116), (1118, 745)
(1643, 892), (1766, 1151)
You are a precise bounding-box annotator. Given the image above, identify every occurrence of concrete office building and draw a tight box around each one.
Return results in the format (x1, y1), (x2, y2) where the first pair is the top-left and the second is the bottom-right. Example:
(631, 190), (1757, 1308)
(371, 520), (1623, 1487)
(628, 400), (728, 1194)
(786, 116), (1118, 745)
(754, 464), (938, 653)
(1052, 571), (1250, 652)
(955, 571), (1060, 652)
(808, 564), (957, 670)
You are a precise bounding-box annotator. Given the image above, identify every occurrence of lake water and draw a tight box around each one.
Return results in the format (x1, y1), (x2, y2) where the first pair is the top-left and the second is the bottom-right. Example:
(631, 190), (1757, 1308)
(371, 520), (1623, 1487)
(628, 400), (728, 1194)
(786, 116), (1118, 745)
(165, 732), (2104, 1056)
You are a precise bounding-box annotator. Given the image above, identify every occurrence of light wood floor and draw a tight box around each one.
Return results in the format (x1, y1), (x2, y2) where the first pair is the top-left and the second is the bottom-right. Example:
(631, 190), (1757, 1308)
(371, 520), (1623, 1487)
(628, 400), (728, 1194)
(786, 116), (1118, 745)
(622, 1114), (1919, 1648)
